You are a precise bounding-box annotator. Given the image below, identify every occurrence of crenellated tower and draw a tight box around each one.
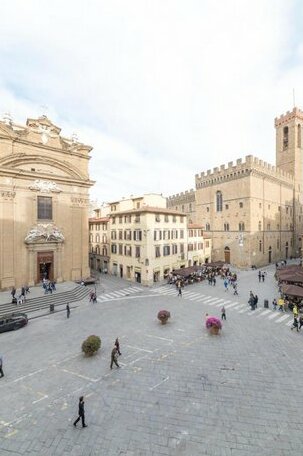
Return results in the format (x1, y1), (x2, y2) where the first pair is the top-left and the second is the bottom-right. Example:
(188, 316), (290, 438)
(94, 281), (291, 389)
(275, 107), (303, 192)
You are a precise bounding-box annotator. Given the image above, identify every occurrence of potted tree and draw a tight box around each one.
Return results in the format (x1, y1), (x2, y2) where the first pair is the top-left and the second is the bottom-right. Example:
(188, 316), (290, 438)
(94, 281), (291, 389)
(157, 310), (171, 325)
(205, 315), (222, 335)
(82, 335), (101, 356)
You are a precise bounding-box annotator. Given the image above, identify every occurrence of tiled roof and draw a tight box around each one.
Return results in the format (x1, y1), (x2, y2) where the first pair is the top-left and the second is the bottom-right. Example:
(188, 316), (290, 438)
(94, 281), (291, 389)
(109, 206), (185, 216)
(89, 217), (109, 222)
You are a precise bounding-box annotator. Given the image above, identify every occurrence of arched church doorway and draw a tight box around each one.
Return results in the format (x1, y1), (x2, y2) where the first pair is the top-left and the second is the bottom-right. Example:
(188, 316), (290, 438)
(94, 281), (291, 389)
(224, 246), (230, 264)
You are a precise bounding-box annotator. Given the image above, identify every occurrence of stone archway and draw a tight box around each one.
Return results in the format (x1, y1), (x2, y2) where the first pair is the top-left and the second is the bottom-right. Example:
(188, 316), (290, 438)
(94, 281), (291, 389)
(224, 246), (230, 264)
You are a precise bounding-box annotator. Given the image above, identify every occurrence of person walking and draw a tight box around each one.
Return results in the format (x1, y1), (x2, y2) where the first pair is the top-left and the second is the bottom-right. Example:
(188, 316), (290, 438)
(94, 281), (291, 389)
(177, 283), (182, 297)
(299, 316), (303, 331)
(233, 283), (238, 295)
(115, 338), (121, 356)
(221, 306), (226, 320)
(254, 294), (258, 309)
(11, 287), (16, 299)
(0, 355), (4, 378)
(272, 299), (277, 311)
(110, 347), (120, 369)
(224, 279), (228, 292)
(293, 304), (298, 318)
(278, 297), (285, 312)
(93, 293), (97, 304)
(258, 271), (261, 283)
(213, 277), (216, 286)
(291, 316), (299, 332)
(66, 304), (70, 319)
(73, 396), (87, 428)
(262, 272), (265, 282)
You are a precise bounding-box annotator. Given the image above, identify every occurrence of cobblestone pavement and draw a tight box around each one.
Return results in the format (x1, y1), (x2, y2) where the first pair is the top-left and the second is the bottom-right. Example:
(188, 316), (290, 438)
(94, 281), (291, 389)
(1, 265), (303, 456)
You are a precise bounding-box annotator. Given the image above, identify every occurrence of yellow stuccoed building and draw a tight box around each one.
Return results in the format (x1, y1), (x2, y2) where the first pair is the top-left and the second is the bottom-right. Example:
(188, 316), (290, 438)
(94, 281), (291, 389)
(168, 107), (303, 267)
(0, 114), (94, 290)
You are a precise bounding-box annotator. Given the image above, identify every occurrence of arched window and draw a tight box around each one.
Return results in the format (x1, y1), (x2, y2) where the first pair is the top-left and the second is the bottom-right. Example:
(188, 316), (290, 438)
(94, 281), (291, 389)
(96, 245), (100, 255)
(298, 124), (301, 148)
(205, 223), (210, 231)
(189, 203), (192, 212)
(258, 221), (262, 231)
(239, 222), (245, 231)
(283, 126), (289, 149)
(96, 234), (100, 243)
(216, 191), (223, 212)
(259, 240), (262, 252)
(224, 223), (229, 231)
(102, 247), (107, 256)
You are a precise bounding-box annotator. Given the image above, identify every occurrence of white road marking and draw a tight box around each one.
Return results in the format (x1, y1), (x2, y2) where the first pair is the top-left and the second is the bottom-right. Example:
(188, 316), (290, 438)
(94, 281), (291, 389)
(224, 302), (239, 309)
(275, 314), (289, 323)
(149, 376), (169, 391)
(267, 313), (280, 320)
(59, 368), (100, 382)
(126, 345), (153, 353)
(146, 334), (173, 342)
(256, 309), (271, 317)
(32, 394), (48, 404)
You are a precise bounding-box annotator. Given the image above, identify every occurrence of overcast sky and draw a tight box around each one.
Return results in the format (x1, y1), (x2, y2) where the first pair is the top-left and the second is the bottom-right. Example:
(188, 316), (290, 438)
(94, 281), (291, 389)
(0, 0), (302, 203)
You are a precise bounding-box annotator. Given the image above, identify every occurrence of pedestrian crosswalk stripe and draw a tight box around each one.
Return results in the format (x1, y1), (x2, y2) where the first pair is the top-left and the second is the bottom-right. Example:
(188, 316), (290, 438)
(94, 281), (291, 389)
(256, 309), (271, 317)
(203, 297), (219, 304)
(247, 308), (262, 316)
(213, 299), (225, 307)
(275, 314), (289, 323)
(109, 291), (126, 297)
(184, 292), (201, 298)
(238, 308), (250, 314)
(286, 320), (293, 327)
(225, 302), (239, 309)
(190, 295), (206, 301)
(233, 304), (243, 310)
(268, 313), (280, 320)
(126, 288), (139, 294)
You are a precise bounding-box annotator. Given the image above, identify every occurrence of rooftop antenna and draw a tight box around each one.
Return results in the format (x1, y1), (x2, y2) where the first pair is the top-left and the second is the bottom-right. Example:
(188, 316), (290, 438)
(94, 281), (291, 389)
(293, 88), (296, 108)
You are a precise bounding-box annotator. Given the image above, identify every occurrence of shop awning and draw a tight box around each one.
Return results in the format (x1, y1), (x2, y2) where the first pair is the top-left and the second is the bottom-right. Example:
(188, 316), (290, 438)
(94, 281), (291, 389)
(281, 283), (303, 298)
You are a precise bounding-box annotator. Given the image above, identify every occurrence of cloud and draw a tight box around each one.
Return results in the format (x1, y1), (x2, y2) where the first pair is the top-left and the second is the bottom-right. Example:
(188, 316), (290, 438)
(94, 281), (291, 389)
(0, 0), (302, 202)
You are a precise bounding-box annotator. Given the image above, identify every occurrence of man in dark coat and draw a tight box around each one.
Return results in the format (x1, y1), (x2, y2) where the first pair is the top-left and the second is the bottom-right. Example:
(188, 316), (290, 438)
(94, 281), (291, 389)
(66, 304), (70, 318)
(115, 338), (121, 356)
(110, 347), (120, 369)
(73, 396), (87, 427)
(0, 355), (4, 378)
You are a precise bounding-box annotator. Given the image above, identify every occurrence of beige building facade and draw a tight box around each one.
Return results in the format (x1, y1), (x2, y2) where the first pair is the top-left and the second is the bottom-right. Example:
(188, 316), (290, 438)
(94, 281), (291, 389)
(90, 194), (211, 286)
(168, 107), (303, 268)
(0, 115), (94, 289)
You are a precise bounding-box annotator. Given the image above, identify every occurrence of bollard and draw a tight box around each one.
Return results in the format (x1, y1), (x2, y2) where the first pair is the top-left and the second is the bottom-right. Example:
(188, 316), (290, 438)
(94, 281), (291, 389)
(50, 303), (55, 313)
(264, 299), (269, 309)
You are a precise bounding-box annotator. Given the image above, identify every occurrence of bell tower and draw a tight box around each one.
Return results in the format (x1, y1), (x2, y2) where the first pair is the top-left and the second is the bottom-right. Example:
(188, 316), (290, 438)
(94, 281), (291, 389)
(275, 107), (303, 191)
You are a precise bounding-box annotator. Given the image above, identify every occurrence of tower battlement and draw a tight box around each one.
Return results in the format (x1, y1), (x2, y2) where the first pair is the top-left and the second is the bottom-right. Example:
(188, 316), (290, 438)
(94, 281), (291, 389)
(275, 107), (303, 126)
(195, 155), (294, 189)
(167, 188), (195, 203)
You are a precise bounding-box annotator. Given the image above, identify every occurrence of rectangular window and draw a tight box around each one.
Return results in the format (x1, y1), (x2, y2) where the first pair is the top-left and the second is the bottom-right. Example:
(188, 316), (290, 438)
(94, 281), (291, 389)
(206, 241), (209, 248)
(112, 217), (116, 224)
(124, 245), (132, 256)
(154, 230), (157, 241)
(111, 231), (117, 240)
(198, 242), (203, 249)
(135, 215), (140, 223)
(119, 216), (123, 224)
(180, 229), (184, 239)
(239, 202), (243, 208)
(155, 246), (161, 258)
(135, 246), (140, 258)
(163, 245), (170, 256)
(164, 215), (169, 222)
(111, 244), (117, 254)
(225, 204), (229, 210)
(118, 230), (123, 240)
(118, 244), (123, 255)
(172, 216), (176, 222)
(172, 244), (178, 254)
(37, 196), (52, 220)
(155, 214), (161, 222)
(180, 243), (184, 253)
(188, 244), (193, 251)
(134, 230), (142, 241)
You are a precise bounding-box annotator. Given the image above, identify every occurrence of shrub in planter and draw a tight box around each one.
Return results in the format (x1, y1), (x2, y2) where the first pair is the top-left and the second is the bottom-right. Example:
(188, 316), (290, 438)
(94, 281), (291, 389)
(82, 335), (101, 356)
(205, 315), (222, 335)
(157, 310), (171, 324)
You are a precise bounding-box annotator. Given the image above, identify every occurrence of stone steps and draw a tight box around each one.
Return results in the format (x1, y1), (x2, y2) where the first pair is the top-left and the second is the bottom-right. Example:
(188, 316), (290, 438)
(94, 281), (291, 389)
(0, 285), (91, 318)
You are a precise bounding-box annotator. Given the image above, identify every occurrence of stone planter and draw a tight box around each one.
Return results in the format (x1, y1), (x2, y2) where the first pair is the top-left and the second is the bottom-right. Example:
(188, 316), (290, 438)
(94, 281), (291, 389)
(157, 310), (171, 325)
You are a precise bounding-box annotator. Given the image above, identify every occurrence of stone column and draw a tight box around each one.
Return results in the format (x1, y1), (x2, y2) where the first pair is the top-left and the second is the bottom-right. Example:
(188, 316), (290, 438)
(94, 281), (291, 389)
(56, 244), (63, 283)
(27, 246), (35, 287)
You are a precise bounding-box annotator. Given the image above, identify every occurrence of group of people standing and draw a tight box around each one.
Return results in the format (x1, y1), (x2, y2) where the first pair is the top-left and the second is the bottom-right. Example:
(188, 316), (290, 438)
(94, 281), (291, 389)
(42, 279), (56, 294)
(248, 291), (259, 310)
(11, 285), (29, 305)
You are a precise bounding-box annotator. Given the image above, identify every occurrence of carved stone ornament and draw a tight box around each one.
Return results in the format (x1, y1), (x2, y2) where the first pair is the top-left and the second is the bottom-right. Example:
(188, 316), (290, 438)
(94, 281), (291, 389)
(25, 224), (65, 244)
(29, 180), (62, 193)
